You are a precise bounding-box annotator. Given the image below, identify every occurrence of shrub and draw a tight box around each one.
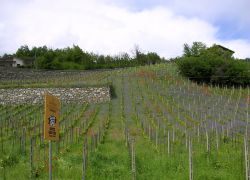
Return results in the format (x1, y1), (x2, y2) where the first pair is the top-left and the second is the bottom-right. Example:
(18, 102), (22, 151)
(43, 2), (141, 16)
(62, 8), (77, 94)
(177, 43), (250, 87)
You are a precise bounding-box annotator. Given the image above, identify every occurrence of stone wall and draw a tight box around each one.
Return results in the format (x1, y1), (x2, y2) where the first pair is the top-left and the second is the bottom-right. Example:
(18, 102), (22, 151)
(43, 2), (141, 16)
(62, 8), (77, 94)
(0, 87), (110, 105)
(0, 67), (109, 81)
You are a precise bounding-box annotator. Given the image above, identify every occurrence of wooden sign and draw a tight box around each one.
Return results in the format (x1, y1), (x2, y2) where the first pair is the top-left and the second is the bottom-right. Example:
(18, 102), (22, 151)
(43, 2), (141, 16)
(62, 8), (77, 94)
(44, 93), (60, 141)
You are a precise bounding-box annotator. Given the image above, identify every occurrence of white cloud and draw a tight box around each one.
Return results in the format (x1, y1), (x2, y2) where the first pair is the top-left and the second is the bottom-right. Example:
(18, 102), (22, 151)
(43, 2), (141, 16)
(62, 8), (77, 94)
(222, 40), (250, 59)
(0, 0), (249, 58)
(167, 0), (250, 22)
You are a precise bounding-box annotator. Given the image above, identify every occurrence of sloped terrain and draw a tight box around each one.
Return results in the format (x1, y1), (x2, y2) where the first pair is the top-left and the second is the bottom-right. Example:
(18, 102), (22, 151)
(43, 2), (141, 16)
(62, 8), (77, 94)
(0, 63), (249, 179)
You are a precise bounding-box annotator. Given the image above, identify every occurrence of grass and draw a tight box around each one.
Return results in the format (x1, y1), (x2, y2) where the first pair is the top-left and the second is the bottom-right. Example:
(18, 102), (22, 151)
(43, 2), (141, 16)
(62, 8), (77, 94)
(0, 63), (249, 179)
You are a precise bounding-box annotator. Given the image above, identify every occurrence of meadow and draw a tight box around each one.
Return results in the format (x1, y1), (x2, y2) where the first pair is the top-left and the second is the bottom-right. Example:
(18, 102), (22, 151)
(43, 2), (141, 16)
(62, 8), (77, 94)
(0, 63), (249, 179)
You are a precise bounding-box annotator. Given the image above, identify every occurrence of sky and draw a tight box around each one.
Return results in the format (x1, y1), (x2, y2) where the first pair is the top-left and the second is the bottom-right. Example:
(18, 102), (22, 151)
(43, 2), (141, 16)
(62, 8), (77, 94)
(0, 0), (250, 58)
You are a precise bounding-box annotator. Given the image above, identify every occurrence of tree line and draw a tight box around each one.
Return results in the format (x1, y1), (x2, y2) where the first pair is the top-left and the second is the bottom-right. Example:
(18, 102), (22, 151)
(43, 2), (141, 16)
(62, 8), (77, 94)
(10, 45), (162, 70)
(176, 42), (250, 87)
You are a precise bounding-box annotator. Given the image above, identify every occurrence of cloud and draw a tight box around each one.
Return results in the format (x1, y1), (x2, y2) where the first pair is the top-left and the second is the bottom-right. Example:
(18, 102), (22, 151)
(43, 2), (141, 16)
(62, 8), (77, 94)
(158, 0), (250, 41)
(222, 40), (250, 59)
(0, 0), (249, 58)
(166, 0), (250, 24)
(105, 0), (250, 41)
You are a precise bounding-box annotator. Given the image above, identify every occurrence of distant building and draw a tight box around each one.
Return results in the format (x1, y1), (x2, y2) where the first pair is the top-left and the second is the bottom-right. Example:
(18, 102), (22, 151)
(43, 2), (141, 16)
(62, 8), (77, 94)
(0, 57), (34, 68)
(0, 57), (15, 67)
(214, 45), (234, 56)
(207, 44), (235, 59)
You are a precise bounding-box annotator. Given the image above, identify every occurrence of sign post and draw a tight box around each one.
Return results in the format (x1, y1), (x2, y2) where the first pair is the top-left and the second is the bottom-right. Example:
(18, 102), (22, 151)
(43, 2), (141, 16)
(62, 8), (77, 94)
(49, 141), (52, 180)
(44, 92), (60, 180)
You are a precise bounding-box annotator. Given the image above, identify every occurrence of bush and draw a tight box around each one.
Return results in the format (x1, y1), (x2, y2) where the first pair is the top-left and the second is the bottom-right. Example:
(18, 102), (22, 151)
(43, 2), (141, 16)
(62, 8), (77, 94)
(1, 153), (19, 168)
(178, 57), (249, 87)
(177, 43), (250, 87)
(178, 57), (212, 83)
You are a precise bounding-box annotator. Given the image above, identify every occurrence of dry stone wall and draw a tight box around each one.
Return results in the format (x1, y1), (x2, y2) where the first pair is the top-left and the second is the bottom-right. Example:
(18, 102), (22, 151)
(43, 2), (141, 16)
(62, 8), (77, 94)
(0, 87), (110, 105)
(0, 67), (109, 80)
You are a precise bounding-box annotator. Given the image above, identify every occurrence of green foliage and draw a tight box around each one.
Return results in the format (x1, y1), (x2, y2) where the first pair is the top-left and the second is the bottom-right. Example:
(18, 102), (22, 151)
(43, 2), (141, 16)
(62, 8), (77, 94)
(0, 64), (249, 179)
(109, 84), (117, 98)
(178, 56), (212, 83)
(0, 53), (13, 59)
(183, 42), (207, 57)
(16, 45), (32, 58)
(0, 153), (19, 168)
(146, 52), (162, 64)
(14, 45), (163, 70)
(178, 42), (250, 87)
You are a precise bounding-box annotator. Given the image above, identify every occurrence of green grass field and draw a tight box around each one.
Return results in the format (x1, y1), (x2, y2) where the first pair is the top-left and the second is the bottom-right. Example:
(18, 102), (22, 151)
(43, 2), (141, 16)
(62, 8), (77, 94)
(0, 63), (249, 179)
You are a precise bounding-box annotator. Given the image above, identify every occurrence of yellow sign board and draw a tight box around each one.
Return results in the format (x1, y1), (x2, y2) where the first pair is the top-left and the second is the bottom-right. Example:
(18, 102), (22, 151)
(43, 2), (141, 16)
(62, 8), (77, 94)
(44, 93), (60, 141)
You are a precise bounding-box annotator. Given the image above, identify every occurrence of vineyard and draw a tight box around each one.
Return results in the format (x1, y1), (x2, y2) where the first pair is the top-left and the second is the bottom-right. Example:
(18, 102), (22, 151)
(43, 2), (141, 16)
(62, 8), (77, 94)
(0, 63), (249, 179)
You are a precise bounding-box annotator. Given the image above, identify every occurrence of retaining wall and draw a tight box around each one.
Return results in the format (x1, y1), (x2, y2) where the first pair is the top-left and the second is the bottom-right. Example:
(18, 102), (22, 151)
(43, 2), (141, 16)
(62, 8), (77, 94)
(0, 87), (110, 105)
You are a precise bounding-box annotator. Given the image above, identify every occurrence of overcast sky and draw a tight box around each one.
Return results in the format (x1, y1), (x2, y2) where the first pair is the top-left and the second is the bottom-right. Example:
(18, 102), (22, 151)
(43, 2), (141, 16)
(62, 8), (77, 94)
(0, 0), (250, 58)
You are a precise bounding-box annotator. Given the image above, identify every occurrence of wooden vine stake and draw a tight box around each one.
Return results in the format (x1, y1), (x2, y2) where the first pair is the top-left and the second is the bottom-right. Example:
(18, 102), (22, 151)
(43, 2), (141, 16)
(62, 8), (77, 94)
(131, 138), (136, 180)
(245, 88), (250, 180)
(30, 137), (34, 178)
(189, 136), (193, 180)
(22, 127), (26, 155)
(82, 136), (87, 180)
(216, 127), (219, 151)
(1, 126), (3, 152)
(168, 130), (170, 155)
(205, 123), (209, 154)
(244, 136), (249, 180)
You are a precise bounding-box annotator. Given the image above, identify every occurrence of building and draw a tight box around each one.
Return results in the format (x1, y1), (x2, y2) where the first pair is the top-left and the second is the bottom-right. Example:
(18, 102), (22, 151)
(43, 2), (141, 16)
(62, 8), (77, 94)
(214, 45), (235, 56)
(14, 57), (24, 67)
(0, 57), (34, 68)
(206, 44), (235, 59)
(0, 58), (15, 67)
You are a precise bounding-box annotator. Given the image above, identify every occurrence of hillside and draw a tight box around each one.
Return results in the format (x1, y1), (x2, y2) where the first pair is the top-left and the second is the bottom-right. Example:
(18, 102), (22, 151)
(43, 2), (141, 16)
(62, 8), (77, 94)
(0, 63), (249, 179)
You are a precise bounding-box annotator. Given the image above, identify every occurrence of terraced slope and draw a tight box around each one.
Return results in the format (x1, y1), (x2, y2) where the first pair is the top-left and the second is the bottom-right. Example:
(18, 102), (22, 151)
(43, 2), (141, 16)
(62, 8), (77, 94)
(0, 63), (249, 179)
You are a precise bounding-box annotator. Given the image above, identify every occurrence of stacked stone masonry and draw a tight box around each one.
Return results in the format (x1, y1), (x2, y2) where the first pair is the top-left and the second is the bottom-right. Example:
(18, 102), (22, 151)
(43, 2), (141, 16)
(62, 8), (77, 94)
(0, 87), (110, 105)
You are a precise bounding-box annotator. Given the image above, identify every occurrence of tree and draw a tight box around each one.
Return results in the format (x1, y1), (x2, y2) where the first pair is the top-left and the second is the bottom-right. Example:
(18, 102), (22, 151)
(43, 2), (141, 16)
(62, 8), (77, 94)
(178, 42), (250, 87)
(71, 45), (83, 63)
(191, 42), (206, 56)
(1, 53), (13, 59)
(183, 42), (207, 57)
(183, 43), (192, 57)
(146, 52), (161, 64)
(16, 45), (31, 58)
(14, 44), (160, 70)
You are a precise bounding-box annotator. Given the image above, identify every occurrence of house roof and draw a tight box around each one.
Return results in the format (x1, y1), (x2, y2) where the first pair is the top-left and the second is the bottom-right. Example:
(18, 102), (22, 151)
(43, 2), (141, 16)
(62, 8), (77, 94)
(0, 57), (34, 66)
(215, 45), (235, 53)
(0, 58), (15, 63)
